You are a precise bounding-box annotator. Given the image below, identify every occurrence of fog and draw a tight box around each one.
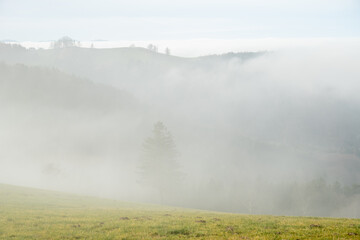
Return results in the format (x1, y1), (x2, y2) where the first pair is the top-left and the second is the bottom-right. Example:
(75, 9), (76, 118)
(1, 40), (360, 218)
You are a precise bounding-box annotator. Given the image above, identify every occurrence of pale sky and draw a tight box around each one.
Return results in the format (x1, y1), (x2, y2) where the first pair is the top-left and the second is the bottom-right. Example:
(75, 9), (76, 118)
(0, 0), (359, 41)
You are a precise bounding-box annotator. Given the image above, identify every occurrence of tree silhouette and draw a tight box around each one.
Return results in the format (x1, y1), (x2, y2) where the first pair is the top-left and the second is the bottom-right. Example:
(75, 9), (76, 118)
(51, 36), (79, 49)
(139, 121), (181, 203)
(147, 44), (158, 52)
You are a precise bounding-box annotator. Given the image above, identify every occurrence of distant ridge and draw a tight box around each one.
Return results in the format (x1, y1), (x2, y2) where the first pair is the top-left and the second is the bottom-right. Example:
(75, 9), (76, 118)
(0, 42), (264, 90)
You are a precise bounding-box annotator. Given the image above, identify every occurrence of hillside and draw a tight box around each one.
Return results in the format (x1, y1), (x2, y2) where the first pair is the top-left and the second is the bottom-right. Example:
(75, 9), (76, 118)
(0, 62), (136, 112)
(0, 43), (264, 90)
(1, 44), (360, 217)
(0, 63), (146, 195)
(0, 183), (359, 240)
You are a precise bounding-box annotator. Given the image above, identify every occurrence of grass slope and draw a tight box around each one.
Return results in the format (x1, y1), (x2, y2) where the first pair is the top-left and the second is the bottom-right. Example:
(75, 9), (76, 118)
(0, 184), (359, 240)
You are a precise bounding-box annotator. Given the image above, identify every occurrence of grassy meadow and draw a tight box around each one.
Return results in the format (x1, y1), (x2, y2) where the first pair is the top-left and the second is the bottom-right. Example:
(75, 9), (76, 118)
(0, 183), (359, 239)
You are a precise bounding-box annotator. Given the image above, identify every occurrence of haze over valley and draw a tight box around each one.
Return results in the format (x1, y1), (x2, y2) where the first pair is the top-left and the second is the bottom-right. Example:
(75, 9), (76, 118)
(1, 40), (360, 218)
(1, 0), (360, 221)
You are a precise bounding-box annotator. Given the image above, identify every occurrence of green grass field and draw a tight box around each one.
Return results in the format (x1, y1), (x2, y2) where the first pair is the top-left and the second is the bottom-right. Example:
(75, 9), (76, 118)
(0, 183), (359, 239)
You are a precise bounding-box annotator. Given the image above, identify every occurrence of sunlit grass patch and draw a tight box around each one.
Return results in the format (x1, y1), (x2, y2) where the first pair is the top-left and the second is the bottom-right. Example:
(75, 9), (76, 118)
(0, 183), (359, 239)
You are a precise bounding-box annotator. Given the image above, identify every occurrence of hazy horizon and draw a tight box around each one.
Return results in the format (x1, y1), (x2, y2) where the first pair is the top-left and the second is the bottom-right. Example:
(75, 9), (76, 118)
(2, 37), (360, 57)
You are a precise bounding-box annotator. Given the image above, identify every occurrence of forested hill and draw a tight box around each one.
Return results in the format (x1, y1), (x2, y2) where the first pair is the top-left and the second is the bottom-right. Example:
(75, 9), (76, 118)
(0, 62), (136, 112)
(0, 43), (264, 90)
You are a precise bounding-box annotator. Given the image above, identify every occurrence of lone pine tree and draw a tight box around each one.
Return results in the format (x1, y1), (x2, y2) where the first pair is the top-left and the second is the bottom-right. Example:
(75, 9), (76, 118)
(139, 121), (181, 204)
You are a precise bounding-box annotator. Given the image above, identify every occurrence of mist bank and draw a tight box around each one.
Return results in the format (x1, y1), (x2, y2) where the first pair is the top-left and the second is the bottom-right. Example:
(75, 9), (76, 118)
(0, 43), (360, 217)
